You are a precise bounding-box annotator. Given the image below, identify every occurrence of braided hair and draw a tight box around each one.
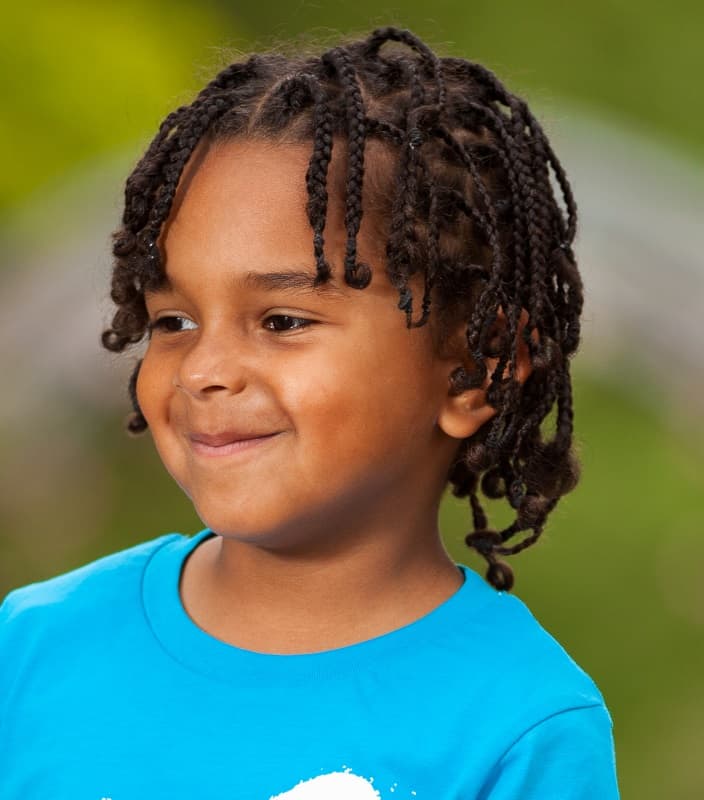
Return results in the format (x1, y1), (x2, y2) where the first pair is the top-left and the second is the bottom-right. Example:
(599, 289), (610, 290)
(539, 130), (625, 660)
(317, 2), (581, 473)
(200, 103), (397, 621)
(102, 27), (583, 592)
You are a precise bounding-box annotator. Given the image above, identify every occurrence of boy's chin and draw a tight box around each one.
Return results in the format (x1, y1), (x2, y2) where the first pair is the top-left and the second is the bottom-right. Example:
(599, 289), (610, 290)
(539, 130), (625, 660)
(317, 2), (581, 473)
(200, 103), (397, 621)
(190, 503), (300, 546)
(192, 507), (345, 556)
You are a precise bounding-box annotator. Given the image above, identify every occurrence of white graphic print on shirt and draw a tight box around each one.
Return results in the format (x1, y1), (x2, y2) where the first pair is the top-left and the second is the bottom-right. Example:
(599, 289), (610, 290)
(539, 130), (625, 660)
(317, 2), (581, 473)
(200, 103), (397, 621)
(270, 771), (381, 799)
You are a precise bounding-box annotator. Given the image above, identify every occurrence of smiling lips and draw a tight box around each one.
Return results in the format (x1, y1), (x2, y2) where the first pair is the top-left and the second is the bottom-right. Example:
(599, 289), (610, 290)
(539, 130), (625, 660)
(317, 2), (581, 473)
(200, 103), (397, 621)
(188, 430), (281, 457)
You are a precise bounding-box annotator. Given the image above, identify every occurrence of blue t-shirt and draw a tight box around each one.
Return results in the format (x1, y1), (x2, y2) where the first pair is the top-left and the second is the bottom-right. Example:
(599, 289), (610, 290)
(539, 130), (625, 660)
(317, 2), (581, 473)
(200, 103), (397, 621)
(0, 529), (620, 799)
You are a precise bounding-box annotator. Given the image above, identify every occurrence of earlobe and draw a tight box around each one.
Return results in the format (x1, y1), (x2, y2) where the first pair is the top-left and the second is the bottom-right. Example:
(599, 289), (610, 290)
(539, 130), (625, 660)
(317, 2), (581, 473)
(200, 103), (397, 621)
(438, 388), (498, 440)
(437, 306), (536, 441)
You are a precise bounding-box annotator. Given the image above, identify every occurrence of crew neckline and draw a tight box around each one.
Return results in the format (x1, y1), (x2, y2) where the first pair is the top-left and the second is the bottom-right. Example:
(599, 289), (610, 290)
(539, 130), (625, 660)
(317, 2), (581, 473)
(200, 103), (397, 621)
(142, 528), (495, 684)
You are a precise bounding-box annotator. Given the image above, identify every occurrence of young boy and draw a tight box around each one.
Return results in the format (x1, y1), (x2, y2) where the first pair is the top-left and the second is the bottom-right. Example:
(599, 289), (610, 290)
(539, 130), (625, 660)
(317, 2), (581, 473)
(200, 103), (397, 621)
(0, 27), (620, 798)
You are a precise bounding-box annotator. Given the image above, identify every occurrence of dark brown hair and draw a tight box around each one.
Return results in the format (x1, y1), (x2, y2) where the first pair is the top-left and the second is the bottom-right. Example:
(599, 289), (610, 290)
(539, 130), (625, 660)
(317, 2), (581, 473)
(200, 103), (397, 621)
(102, 27), (583, 592)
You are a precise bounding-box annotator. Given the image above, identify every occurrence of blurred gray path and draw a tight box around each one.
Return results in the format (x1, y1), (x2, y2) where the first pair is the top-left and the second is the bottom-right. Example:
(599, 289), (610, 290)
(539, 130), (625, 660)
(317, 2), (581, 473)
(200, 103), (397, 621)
(556, 109), (704, 421)
(1, 108), (702, 429)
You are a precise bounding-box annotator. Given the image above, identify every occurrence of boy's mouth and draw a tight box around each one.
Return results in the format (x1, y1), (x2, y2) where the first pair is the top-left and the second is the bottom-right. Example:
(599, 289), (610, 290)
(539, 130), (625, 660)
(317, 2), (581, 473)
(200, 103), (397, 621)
(187, 430), (282, 457)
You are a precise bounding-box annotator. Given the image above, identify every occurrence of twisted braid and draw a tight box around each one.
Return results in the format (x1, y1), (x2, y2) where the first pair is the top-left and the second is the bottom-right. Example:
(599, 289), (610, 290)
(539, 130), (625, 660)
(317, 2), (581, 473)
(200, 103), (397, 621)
(321, 47), (371, 289)
(386, 89), (425, 325)
(413, 170), (440, 328)
(363, 26), (446, 107)
(272, 73), (336, 284)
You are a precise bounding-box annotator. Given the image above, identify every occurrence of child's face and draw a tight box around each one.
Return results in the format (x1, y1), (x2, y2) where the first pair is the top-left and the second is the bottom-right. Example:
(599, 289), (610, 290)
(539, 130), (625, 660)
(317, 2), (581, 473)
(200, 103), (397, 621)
(138, 137), (493, 548)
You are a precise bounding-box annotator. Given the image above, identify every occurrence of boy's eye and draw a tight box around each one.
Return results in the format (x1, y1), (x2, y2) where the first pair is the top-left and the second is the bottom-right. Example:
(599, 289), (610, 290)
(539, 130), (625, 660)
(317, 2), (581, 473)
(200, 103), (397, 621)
(263, 315), (313, 332)
(147, 314), (313, 335)
(148, 316), (197, 334)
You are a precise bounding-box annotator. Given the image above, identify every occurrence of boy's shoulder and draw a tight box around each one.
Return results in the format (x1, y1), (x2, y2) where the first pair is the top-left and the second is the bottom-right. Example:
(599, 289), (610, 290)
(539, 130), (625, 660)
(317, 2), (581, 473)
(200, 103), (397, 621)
(445, 566), (608, 714)
(0, 532), (184, 631)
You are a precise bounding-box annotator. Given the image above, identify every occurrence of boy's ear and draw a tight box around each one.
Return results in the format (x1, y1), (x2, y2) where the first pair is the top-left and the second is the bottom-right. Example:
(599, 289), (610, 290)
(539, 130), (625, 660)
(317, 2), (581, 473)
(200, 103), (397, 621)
(437, 306), (536, 440)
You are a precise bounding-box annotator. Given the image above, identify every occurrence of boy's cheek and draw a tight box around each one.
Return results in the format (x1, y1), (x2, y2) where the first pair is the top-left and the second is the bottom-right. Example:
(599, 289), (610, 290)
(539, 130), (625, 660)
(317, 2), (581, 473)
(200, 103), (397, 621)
(137, 346), (187, 416)
(135, 356), (160, 424)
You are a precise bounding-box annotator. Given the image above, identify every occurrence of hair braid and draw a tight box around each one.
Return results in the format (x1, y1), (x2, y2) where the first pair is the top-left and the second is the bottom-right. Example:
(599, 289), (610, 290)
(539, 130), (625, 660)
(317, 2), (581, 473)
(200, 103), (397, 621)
(386, 89), (428, 324)
(510, 101), (562, 351)
(431, 123), (504, 402)
(363, 26), (446, 106)
(321, 47), (371, 289)
(276, 73), (335, 284)
(466, 106), (531, 354)
(522, 103), (577, 244)
(145, 97), (232, 263)
(457, 65), (535, 353)
(411, 168), (440, 327)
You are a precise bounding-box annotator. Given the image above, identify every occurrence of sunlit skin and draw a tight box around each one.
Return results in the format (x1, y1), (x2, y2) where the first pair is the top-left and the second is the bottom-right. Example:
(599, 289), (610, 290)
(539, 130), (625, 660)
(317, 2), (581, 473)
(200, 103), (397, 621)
(138, 137), (534, 653)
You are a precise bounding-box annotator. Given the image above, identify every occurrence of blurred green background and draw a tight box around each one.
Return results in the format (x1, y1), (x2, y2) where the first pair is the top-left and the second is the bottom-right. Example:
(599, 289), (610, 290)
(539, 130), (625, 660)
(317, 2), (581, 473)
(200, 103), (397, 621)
(2, 2), (703, 798)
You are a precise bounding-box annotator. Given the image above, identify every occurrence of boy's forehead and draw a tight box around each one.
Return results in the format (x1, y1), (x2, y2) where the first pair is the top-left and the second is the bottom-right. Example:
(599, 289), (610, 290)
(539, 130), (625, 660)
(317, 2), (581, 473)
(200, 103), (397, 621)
(149, 135), (397, 301)
(162, 135), (390, 237)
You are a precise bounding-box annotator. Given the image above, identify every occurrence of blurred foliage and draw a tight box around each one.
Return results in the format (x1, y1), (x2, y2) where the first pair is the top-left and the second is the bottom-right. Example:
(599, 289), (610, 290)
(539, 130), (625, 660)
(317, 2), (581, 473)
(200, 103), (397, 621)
(0, 0), (242, 215)
(230, 0), (704, 165)
(3, 1), (704, 216)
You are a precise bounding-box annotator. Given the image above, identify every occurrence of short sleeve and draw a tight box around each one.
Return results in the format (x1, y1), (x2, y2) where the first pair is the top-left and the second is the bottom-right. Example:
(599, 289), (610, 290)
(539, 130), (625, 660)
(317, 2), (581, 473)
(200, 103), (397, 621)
(478, 703), (620, 799)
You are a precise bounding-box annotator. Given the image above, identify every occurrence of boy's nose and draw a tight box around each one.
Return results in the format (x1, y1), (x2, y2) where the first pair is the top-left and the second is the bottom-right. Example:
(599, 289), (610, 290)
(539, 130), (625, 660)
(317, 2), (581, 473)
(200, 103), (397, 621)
(173, 335), (248, 399)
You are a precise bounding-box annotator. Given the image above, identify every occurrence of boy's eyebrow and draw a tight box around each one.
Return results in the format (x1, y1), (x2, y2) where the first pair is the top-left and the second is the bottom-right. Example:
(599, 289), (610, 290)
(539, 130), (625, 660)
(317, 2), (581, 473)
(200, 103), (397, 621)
(241, 269), (346, 296)
(147, 269), (347, 297)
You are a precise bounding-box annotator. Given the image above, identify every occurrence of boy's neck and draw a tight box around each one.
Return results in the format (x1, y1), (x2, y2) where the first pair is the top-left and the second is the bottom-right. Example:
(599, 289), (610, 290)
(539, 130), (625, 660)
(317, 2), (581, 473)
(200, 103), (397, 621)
(178, 523), (463, 655)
